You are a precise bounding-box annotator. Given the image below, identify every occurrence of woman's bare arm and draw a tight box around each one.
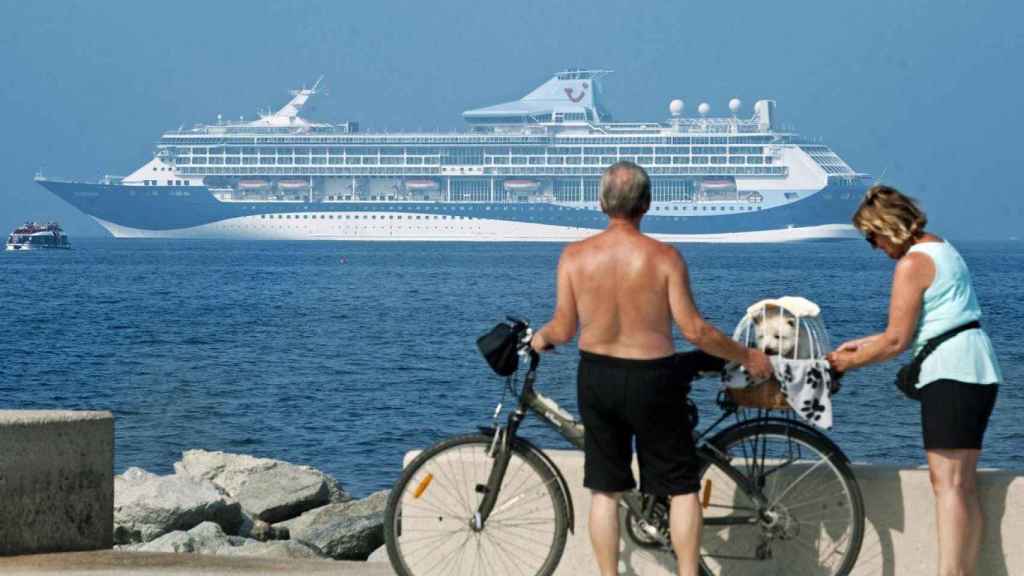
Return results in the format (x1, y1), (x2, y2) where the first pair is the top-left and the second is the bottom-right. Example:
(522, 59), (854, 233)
(835, 334), (882, 353)
(830, 252), (933, 371)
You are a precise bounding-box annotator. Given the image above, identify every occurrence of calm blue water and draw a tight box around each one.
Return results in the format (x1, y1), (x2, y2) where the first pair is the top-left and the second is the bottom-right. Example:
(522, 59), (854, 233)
(2, 239), (1021, 496)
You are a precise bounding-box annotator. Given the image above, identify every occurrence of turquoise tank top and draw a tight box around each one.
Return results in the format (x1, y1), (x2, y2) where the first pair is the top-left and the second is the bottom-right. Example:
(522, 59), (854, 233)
(909, 241), (1002, 388)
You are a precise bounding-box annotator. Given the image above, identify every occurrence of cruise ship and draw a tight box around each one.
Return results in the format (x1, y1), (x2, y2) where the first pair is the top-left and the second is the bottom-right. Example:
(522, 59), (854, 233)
(36, 70), (870, 242)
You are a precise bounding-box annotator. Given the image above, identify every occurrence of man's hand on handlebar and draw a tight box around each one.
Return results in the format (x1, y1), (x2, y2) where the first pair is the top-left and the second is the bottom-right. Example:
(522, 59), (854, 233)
(529, 329), (556, 353)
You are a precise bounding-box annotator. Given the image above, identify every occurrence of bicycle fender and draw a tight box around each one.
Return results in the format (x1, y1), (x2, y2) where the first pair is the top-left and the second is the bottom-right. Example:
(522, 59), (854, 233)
(478, 427), (576, 534)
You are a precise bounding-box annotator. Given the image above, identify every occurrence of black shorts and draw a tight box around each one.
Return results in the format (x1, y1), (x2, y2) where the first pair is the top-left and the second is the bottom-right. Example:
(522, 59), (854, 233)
(920, 379), (998, 450)
(577, 351), (699, 496)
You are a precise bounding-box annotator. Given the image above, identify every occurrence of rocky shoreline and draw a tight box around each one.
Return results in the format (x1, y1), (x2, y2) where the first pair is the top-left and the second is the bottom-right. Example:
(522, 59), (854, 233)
(112, 450), (389, 562)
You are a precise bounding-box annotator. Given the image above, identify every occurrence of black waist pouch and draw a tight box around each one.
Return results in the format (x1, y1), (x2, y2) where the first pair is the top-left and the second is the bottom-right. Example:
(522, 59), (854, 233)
(895, 320), (980, 401)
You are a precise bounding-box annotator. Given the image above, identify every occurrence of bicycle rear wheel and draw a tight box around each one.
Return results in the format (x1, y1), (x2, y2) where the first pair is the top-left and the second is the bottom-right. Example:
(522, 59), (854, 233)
(699, 422), (864, 576)
(384, 434), (569, 576)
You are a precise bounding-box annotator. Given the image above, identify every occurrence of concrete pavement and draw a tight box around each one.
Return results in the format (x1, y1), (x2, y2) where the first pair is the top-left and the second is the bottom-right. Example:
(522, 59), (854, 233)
(0, 551), (395, 575)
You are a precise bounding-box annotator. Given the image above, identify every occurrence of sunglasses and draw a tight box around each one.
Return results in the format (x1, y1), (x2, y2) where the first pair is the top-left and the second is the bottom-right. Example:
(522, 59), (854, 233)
(864, 232), (877, 248)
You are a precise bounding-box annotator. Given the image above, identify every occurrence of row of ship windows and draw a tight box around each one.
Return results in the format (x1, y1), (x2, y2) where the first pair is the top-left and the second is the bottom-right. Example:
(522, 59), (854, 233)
(142, 179), (191, 186)
(174, 156), (773, 166)
(256, 205), (761, 221)
(162, 136), (781, 146)
(261, 213), (472, 221)
(167, 146), (765, 156)
(182, 166), (789, 177)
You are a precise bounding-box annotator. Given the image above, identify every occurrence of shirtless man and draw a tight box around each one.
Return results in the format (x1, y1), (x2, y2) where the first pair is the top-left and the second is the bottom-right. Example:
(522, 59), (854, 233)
(531, 162), (773, 576)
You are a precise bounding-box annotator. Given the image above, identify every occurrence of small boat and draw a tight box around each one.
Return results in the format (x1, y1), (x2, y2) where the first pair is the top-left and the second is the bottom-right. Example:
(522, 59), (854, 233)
(404, 179), (439, 191)
(503, 179), (540, 191)
(6, 222), (71, 251)
(278, 179), (310, 190)
(237, 179), (270, 190)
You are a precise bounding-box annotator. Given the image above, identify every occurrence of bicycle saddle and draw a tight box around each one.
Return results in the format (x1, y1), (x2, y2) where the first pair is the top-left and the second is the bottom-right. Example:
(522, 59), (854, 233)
(674, 350), (727, 383)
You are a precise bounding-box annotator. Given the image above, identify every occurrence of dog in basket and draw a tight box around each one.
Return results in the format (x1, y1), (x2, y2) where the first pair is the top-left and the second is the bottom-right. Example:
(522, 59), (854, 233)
(750, 303), (815, 359)
(725, 297), (838, 426)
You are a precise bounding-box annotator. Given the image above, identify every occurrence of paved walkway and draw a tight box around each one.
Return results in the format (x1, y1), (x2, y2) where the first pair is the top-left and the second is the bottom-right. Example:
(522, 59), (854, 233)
(0, 551), (395, 575)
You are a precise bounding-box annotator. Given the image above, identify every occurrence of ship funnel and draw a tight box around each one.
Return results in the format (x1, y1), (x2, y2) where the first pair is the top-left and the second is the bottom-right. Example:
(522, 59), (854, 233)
(753, 99), (776, 132)
(463, 69), (613, 125)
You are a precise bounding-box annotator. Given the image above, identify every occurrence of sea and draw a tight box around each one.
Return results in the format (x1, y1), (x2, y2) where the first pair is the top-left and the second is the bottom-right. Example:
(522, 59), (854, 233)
(2, 239), (1021, 497)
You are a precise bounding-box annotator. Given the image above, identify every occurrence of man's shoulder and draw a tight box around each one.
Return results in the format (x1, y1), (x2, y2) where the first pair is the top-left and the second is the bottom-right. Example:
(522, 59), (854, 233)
(561, 238), (588, 258)
(642, 235), (682, 263)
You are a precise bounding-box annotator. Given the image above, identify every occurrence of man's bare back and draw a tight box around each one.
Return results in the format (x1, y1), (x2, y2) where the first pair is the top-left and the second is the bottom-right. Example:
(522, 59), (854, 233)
(533, 219), (768, 371)
(564, 222), (678, 359)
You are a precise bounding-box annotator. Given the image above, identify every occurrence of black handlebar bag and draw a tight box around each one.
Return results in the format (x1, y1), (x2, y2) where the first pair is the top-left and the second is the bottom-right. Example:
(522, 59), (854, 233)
(477, 323), (520, 376)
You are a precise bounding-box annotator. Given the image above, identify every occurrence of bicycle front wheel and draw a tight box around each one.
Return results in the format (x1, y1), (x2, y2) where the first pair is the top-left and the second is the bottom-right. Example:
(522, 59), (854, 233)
(384, 434), (569, 576)
(699, 422), (864, 576)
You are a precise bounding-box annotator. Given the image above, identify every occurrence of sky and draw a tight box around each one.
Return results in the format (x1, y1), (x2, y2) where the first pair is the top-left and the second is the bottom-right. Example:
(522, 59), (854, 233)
(0, 0), (1021, 239)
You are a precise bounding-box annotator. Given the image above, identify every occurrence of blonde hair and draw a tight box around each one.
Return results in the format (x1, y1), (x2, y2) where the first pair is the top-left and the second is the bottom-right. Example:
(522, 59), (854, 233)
(852, 184), (927, 245)
(599, 161), (650, 219)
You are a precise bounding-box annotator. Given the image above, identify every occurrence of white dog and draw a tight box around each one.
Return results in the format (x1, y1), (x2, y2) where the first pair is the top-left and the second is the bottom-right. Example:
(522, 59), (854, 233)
(751, 305), (814, 359)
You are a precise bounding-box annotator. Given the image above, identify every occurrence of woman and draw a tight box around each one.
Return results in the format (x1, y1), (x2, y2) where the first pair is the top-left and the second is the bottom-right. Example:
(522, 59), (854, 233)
(828, 184), (1002, 576)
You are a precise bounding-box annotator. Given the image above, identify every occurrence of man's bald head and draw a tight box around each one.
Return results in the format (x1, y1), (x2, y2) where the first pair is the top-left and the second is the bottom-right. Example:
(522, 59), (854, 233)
(599, 161), (651, 220)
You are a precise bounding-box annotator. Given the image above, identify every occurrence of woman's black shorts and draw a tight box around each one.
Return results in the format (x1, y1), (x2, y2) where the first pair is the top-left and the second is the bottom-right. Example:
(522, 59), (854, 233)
(920, 379), (998, 450)
(577, 351), (699, 497)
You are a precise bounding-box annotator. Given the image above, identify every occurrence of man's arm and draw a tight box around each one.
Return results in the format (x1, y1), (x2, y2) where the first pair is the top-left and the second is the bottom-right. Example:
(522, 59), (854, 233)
(666, 247), (773, 379)
(532, 247), (579, 351)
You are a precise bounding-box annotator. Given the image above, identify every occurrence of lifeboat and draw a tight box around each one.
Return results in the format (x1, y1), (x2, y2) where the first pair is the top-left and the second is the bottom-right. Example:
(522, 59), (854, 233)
(278, 179), (310, 190)
(404, 179), (439, 191)
(503, 179), (540, 192)
(237, 179), (269, 190)
(699, 179), (736, 192)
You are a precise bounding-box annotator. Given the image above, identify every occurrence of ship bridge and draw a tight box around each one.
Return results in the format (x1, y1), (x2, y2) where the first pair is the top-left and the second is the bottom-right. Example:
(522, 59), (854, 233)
(462, 69), (612, 128)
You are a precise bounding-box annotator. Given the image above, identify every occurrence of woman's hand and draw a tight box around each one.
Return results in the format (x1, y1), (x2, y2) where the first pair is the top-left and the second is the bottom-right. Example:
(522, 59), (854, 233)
(827, 350), (856, 373)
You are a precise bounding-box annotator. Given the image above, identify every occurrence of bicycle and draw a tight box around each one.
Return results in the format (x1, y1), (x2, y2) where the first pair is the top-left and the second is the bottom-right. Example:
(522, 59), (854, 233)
(384, 318), (865, 576)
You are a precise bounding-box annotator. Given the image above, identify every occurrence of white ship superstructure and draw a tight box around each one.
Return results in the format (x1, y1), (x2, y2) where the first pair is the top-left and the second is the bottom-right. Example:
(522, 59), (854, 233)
(37, 70), (869, 242)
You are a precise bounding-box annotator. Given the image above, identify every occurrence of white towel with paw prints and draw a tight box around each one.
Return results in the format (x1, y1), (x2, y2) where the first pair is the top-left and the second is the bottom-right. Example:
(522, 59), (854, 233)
(723, 357), (836, 429)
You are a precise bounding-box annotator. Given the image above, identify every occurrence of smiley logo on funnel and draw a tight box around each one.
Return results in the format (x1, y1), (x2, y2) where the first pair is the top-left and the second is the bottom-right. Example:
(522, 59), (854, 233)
(564, 82), (589, 103)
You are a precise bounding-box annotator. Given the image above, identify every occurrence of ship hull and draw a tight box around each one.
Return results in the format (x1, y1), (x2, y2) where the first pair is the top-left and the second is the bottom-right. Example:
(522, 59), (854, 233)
(37, 179), (865, 243)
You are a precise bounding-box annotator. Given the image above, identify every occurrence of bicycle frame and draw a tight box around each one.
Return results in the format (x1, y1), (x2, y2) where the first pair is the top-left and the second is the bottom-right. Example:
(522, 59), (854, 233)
(470, 348), (774, 539)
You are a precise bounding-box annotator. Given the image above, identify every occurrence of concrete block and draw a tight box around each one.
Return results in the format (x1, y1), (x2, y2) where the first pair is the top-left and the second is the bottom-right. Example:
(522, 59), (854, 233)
(399, 448), (1023, 575)
(0, 410), (114, 555)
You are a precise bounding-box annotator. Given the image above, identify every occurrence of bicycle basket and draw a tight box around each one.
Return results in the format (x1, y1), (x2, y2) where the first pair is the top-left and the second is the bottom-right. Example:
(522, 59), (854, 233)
(476, 322), (520, 376)
(726, 380), (790, 410)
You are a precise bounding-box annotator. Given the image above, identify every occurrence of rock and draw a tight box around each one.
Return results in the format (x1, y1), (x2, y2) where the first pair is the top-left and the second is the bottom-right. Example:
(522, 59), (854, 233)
(139, 521), (228, 554)
(238, 514), (289, 542)
(139, 521), (321, 559)
(366, 544), (389, 562)
(114, 467), (244, 544)
(219, 539), (323, 559)
(175, 450), (350, 523)
(276, 490), (389, 560)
